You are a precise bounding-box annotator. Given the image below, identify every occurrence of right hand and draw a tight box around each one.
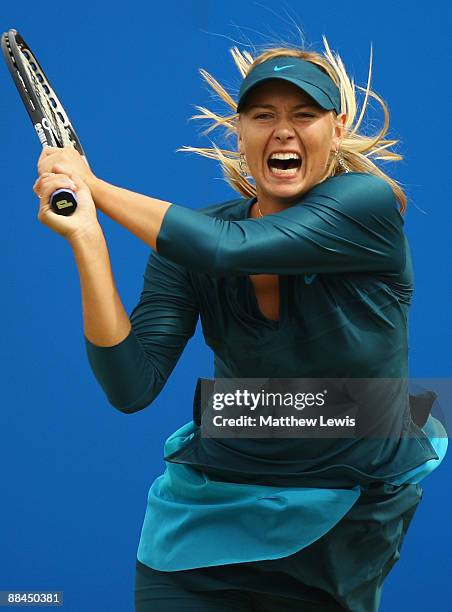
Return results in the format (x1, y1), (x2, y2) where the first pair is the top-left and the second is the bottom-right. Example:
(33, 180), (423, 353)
(37, 146), (95, 187)
(33, 170), (102, 243)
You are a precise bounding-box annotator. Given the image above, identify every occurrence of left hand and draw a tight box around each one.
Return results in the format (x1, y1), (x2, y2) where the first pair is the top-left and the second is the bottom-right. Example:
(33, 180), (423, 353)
(33, 170), (101, 242)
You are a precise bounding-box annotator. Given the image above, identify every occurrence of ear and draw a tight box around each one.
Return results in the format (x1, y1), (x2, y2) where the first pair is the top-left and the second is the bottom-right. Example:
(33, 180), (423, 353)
(332, 113), (347, 149)
(236, 115), (244, 155)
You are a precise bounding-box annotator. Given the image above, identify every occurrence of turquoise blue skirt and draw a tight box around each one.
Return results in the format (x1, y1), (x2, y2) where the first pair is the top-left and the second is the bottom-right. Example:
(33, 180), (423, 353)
(136, 411), (447, 611)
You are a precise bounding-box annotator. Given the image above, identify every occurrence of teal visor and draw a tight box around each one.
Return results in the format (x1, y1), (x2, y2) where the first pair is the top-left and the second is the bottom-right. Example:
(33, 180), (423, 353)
(237, 56), (341, 114)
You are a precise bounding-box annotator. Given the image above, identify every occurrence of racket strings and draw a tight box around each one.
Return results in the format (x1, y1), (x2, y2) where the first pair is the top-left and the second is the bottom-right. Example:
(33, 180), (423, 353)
(19, 47), (75, 148)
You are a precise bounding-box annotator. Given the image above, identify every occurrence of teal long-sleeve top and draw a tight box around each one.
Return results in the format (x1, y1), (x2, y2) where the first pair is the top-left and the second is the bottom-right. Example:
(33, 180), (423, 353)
(87, 171), (412, 407)
(84, 172), (447, 573)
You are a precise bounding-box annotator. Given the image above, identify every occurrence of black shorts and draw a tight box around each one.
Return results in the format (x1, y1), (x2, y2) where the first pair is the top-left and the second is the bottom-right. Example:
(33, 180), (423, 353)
(135, 560), (345, 611)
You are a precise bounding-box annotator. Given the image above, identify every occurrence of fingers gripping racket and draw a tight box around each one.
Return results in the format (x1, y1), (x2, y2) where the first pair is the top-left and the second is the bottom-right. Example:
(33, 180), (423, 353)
(1, 29), (86, 216)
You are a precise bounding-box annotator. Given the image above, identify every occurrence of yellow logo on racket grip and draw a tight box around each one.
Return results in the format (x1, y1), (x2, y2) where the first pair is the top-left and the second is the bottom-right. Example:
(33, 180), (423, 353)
(55, 199), (72, 210)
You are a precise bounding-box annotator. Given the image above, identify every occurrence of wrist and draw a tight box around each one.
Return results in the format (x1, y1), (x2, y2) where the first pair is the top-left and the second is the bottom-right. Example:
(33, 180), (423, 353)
(85, 173), (102, 195)
(68, 225), (105, 251)
(86, 176), (111, 213)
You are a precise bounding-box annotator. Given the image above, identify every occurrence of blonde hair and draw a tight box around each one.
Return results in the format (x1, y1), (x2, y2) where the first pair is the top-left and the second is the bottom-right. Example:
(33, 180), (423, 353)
(180, 36), (408, 213)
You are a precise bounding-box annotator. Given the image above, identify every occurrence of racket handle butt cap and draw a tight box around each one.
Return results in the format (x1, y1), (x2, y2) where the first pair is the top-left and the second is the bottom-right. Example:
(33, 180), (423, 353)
(50, 188), (77, 216)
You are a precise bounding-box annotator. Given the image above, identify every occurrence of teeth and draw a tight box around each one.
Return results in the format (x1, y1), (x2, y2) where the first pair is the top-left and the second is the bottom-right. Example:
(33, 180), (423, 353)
(269, 166), (299, 176)
(269, 152), (300, 160)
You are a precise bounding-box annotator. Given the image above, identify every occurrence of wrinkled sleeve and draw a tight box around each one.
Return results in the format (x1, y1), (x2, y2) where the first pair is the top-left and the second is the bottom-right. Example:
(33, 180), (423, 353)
(156, 173), (405, 276)
(84, 252), (199, 413)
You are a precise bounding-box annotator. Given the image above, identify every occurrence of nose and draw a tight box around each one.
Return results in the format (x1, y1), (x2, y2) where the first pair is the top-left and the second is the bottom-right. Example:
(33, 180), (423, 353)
(274, 118), (295, 142)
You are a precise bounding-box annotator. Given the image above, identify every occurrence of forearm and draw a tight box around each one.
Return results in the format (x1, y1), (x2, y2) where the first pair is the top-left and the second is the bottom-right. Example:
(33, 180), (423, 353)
(84, 171), (402, 278)
(151, 174), (405, 276)
(72, 229), (154, 411)
(88, 177), (171, 250)
(34, 161), (177, 412)
(70, 229), (131, 346)
(75, 240), (199, 413)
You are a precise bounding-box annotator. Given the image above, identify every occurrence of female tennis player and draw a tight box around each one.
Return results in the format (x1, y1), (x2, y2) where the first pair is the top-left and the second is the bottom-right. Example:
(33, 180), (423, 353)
(33, 37), (447, 611)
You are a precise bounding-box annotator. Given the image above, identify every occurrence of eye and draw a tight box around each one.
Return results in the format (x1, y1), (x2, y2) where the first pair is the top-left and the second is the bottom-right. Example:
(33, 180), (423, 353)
(253, 112), (273, 120)
(294, 112), (314, 118)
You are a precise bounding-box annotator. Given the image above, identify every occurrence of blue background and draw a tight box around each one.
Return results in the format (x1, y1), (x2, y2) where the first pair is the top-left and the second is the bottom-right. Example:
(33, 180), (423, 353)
(0, 1), (450, 610)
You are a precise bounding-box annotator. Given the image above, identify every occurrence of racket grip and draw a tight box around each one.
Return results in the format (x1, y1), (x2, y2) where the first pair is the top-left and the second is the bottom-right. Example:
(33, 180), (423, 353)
(50, 188), (78, 216)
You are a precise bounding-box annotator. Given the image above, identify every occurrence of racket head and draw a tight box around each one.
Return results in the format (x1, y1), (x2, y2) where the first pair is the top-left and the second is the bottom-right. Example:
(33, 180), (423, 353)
(1, 29), (85, 156)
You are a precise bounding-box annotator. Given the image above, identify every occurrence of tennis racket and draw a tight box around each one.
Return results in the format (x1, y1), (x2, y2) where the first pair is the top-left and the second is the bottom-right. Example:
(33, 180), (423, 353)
(1, 29), (86, 216)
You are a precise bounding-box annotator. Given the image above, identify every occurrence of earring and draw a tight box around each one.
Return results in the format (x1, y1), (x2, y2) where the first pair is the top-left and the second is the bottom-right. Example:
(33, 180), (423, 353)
(333, 149), (349, 173)
(239, 154), (249, 176)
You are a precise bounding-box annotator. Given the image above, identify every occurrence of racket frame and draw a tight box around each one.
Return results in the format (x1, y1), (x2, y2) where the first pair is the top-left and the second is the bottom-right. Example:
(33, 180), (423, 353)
(1, 29), (85, 156)
(1, 29), (86, 215)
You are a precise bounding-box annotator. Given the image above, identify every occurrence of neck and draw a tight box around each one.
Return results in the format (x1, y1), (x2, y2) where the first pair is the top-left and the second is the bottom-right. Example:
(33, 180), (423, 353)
(252, 192), (296, 218)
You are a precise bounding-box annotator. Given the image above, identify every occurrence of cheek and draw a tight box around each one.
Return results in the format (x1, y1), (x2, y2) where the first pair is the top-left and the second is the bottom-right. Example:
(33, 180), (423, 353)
(243, 139), (265, 168)
(304, 125), (330, 149)
(305, 118), (334, 145)
(241, 125), (267, 158)
(305, 138), (332, 168)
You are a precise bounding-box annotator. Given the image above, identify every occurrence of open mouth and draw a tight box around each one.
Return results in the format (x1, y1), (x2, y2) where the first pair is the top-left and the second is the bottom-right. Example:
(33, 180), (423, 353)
(267, 152), (302, 177)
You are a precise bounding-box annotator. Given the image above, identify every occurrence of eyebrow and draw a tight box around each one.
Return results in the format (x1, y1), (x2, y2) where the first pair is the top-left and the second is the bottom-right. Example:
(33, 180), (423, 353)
(246, 103), (317, 110)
